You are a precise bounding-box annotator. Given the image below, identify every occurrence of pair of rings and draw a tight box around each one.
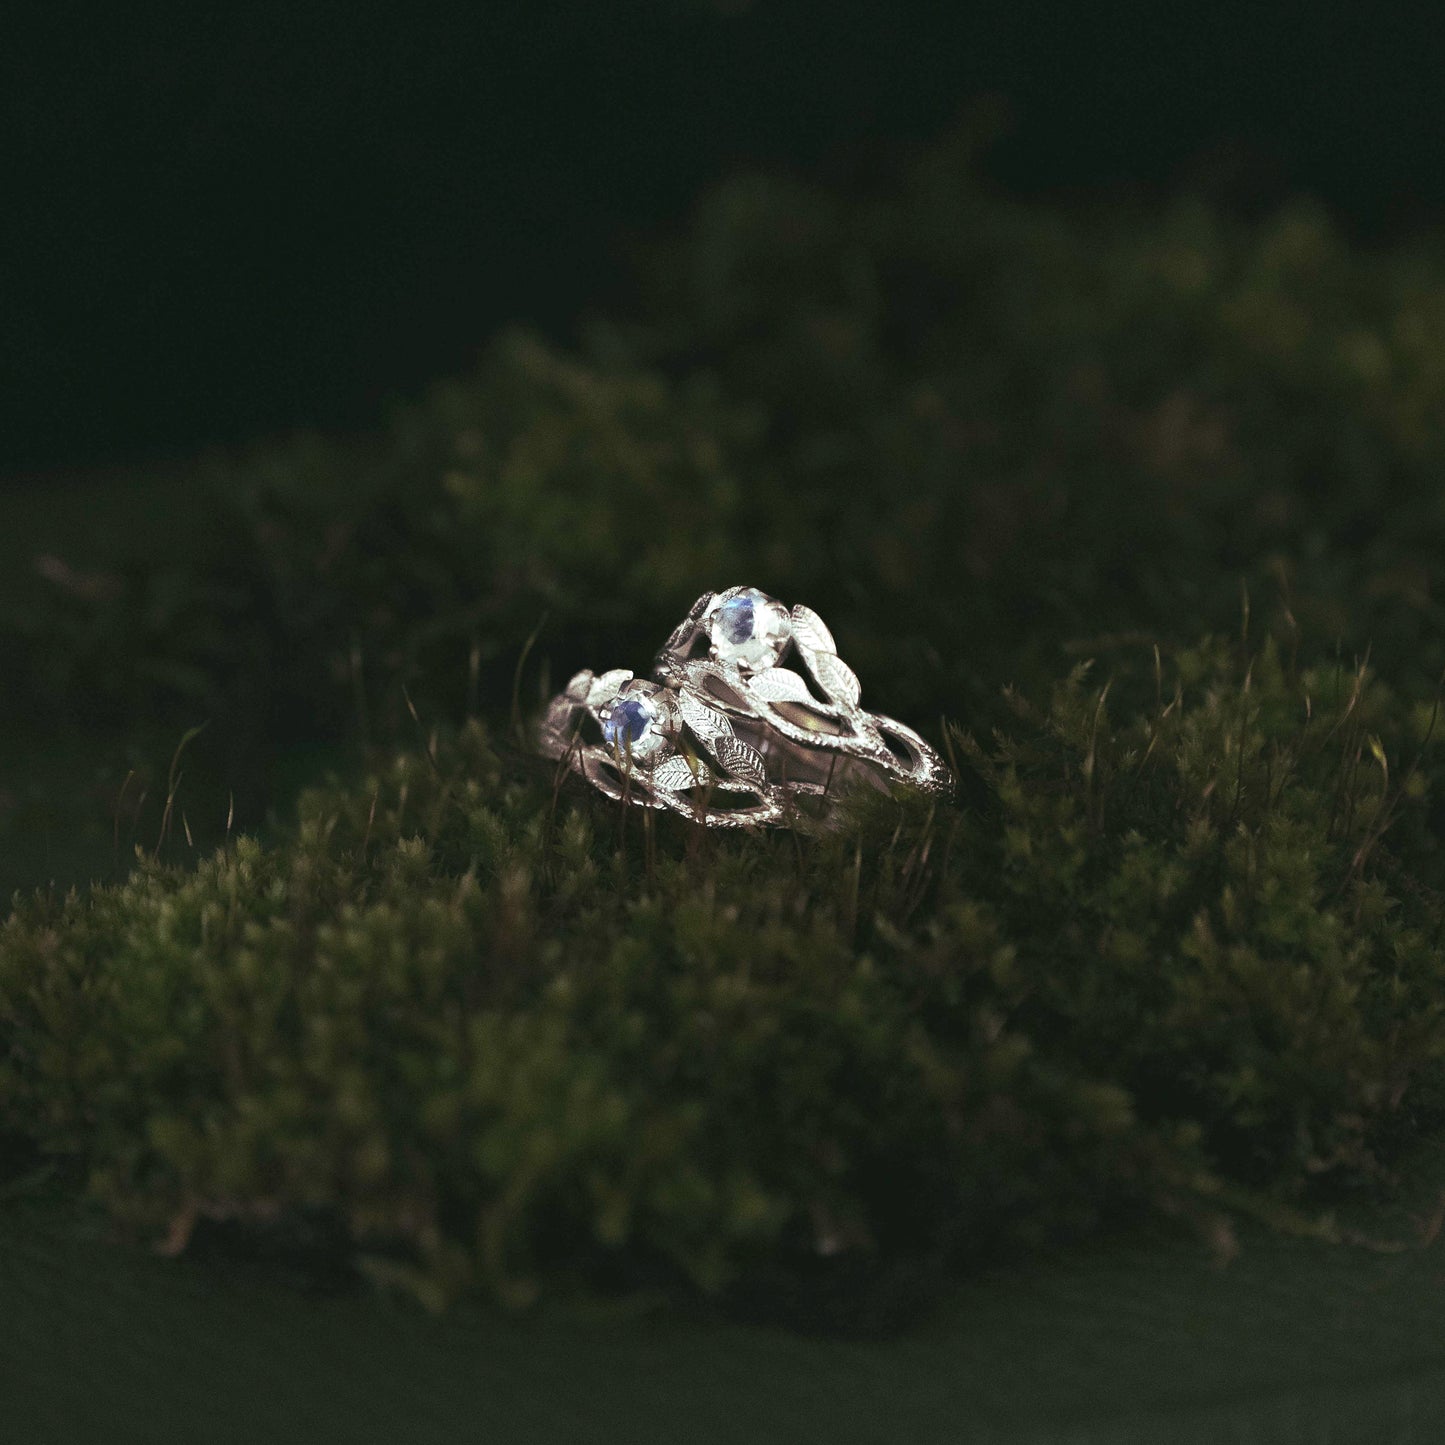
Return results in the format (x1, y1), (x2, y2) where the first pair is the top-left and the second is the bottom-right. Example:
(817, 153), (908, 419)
(536, 586), (953, 829)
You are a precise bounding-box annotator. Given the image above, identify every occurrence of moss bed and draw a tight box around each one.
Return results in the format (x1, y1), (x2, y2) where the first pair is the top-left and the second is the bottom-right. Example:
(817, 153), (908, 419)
(5, 122), (1445, 1319)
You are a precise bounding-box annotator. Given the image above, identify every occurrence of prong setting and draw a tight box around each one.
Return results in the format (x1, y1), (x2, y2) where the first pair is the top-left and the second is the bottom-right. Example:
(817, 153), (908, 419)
(597, 681), (672, 763)
(704, 586), (792, 671)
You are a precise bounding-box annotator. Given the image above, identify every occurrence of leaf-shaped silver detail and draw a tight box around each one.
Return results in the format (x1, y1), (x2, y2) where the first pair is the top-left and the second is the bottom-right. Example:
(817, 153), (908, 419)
(661, 594), (708, 654)
(677, 688), (734, 744)
(789, 604), (836, 656)
(564, 669), (595, 702)
(586, 669), (633, 706)
(713, 736), (769, 792)
(812, 652), (861, 709)
(543, 696), (575, 730)
(747, 666), (814, 704)
(652, 753), (713, 791)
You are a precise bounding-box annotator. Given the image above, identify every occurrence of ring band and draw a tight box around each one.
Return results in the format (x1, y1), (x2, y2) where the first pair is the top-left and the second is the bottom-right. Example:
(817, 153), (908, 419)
(536, 668), (846, 828)
(652, 586), (954, 801)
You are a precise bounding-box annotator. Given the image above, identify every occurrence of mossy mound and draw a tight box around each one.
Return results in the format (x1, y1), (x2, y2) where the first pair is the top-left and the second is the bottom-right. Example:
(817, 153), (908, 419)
(4, 638), (1443, 1312)
(5, 123), (1445, 1313)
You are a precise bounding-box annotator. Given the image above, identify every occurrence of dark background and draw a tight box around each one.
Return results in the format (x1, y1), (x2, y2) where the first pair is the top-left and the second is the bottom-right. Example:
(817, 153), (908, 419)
(3, 0), (1439, 486)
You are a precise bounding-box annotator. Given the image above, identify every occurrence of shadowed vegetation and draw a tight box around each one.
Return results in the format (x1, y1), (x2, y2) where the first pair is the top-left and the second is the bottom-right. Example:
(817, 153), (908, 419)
(4, 123), (1445, 1322)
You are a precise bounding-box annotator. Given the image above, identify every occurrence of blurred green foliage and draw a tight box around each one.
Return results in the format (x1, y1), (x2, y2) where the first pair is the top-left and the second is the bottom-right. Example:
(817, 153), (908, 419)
(5, 122), (1445, 1316)
(14, 129), (1445, 740)
(4, 642), (1442, 1315)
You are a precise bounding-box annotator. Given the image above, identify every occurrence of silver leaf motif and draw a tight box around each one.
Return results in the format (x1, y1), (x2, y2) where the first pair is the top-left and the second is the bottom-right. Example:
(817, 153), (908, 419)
(587, 668), (633, 706)
(812, 653), (862, 709)
(540, 584), (956, 826)
(713, 736), (769, 792)
(748, 666), (814, 704)
(677, 688), (734, 744)
(651, 753), (713, 791)
(662, 592), (713, 654)
(789, 604), (836, 656)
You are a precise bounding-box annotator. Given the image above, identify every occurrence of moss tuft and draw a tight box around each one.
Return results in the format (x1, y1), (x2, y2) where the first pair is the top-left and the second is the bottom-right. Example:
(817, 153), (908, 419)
(5, 638), (1443, 1310)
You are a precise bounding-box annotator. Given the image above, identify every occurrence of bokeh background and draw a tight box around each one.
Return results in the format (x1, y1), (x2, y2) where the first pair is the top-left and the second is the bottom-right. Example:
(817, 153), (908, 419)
(4, 1), (1439, 481)
(5, 0), (1441, 899)
(9, 8), (1445, 1442)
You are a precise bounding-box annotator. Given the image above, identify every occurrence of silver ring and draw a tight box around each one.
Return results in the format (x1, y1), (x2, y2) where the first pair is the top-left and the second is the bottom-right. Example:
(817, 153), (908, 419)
(536, 587), (954, 828)
(652, 586), (954, 802)
(536, 668), (843, 828)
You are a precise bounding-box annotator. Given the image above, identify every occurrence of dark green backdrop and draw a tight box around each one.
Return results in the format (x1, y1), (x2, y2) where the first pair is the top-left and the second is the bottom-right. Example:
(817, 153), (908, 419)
(4, 0), (1440, 477)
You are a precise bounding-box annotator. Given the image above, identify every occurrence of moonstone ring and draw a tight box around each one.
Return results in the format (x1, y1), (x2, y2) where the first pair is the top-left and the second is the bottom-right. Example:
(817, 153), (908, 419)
(536, 667), (840, 828)
(652, 587), (954, 802)
(535, 586), (954, 828)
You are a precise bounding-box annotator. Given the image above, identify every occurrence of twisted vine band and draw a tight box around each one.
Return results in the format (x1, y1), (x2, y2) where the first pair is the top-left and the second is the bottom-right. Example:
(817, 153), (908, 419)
(653, 587), (955, 801)
(536, 585), (954, 828)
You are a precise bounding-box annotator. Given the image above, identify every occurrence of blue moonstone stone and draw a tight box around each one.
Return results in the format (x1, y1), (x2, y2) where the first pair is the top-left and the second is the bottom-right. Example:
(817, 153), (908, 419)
(602, 694), (656, 749)
(708, 587), (790, 669)
(716, 593), (756, 645)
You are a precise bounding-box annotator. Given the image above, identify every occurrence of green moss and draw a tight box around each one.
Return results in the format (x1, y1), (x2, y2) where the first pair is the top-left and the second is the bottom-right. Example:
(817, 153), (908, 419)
(4, 636), (1442, 1310)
